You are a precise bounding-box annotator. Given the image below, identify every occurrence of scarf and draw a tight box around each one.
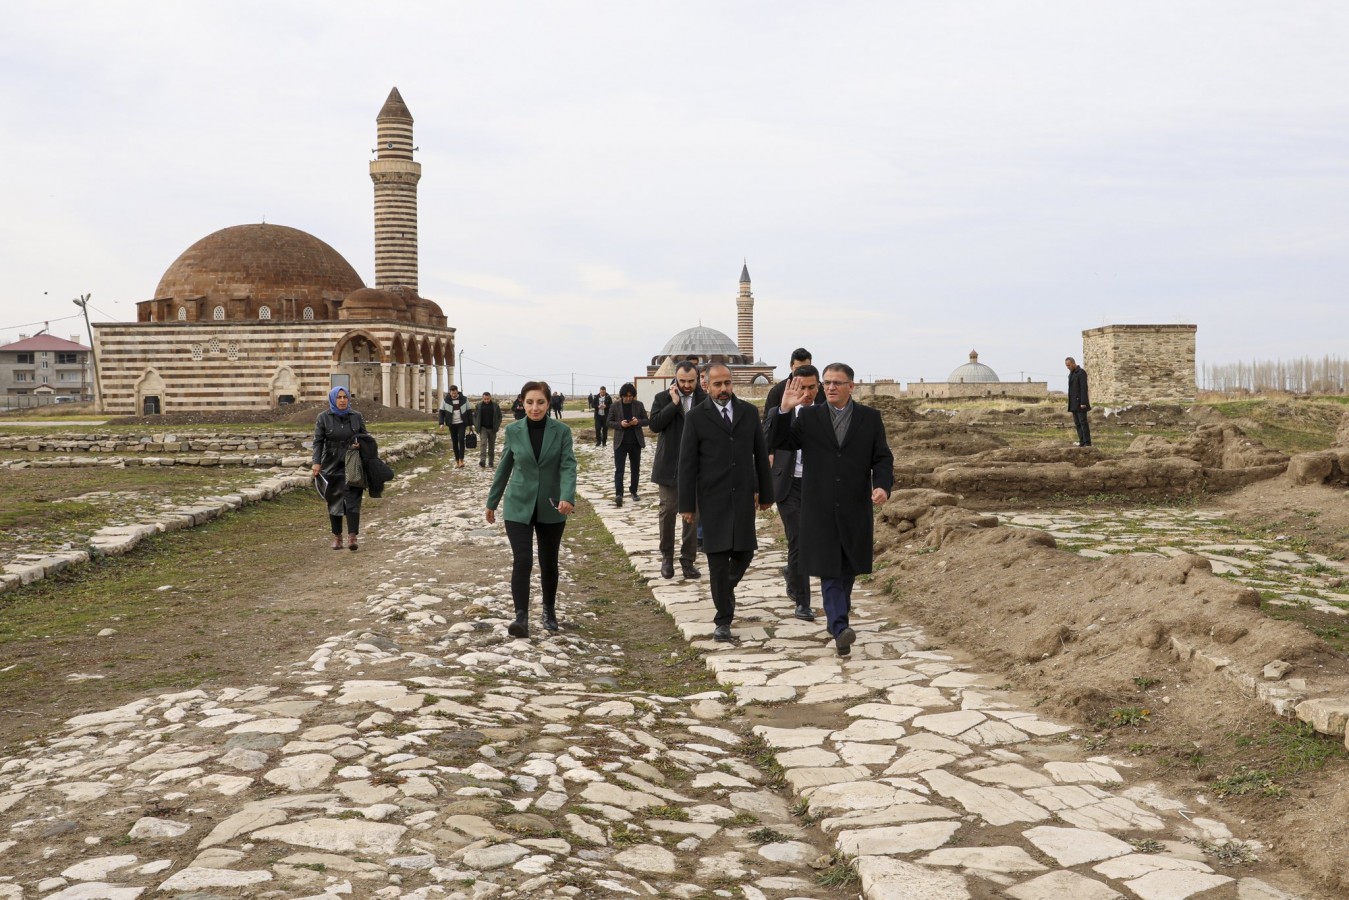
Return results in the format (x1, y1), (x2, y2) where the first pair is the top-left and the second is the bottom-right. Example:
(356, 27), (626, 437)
(328, 386), (351, 417)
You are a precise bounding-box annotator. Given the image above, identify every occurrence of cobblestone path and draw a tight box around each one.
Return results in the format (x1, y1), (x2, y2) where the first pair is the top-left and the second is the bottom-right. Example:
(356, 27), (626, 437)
(0, 450), (1319, 898)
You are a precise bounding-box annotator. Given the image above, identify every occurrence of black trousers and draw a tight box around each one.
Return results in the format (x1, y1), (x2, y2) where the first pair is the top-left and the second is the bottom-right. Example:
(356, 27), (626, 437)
(1072, 409), (1092, 446)
(777, 478), (809, 603)
(614, 442), (641, 497)
(707, 548), (754, 628)
(504, 519), (565, 617)
(594, 415), (609, 446)
(449, 422), (468, 460)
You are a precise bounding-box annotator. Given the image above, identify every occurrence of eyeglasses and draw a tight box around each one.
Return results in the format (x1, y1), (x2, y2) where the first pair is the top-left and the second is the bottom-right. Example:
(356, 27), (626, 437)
(823, 380), (851, 388)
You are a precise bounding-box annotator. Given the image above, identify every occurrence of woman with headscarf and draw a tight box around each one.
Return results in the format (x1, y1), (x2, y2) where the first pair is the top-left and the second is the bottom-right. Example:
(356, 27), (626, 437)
(311, 386), (369, 550)
(486, 380), (576, 638)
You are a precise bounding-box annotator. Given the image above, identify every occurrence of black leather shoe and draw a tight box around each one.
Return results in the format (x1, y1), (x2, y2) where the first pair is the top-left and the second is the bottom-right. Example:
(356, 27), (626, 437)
(834, 626), (856, 656)
(660, 558), (675, 579)
(507, 618), (529, 639)
(614, 497), (623, 508)
(631, 493), (640, 502)
(713, 625), (732, 642)
(794, 603), (816, 621)
(681, 564), (701, 579)
(542, 609), (559, 632)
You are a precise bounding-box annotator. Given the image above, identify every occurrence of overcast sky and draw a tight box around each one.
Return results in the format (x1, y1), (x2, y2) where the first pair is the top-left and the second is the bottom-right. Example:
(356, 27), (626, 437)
(2, 1), (1346, 394)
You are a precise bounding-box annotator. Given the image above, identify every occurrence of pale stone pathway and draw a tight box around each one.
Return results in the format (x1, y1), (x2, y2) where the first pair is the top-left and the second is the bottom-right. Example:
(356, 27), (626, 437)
(577, 447), (1311, 899)
(0, 461), (838, 898)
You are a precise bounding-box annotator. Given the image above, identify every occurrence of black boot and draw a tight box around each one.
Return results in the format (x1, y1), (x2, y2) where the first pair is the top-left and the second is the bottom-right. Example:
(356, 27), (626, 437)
(542, 602), (559, 632)
(507, 597), (529, 639)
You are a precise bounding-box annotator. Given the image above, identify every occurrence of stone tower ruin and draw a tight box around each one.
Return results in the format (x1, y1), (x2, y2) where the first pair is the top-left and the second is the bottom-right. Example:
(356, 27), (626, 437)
(736, 262), (754, 361)
(370, 87), (421, 293)
(1082, 324), (1197, 406)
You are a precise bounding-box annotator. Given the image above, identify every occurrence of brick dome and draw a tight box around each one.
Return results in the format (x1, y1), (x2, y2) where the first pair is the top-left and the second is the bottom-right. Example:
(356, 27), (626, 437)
(339, 288), (408, 319)
(153, 224), (365, 311)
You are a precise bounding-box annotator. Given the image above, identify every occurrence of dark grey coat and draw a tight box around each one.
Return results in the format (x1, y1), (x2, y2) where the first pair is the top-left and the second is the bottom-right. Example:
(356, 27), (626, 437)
(648, 385), (708, 487)
(1068, 366), (1090, 411)
(312, 410), (367, 516)
(766, 401), (894, 577)
(678, 396), (773, 554)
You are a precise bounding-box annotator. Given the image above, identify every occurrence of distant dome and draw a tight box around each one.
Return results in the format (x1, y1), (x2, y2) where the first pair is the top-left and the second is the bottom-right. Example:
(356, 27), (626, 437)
(339, 288), (407, 320)
(660, 325), (741, 358)
(155, 224), (365, 308)
(947, 350), (1000, 383)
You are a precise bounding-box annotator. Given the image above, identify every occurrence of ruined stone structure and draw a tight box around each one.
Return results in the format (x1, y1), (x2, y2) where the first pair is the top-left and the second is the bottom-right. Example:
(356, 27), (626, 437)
(646, 264), (774, 385)
(95, 88), (454, 415)
(1083, 324), (1197, 406)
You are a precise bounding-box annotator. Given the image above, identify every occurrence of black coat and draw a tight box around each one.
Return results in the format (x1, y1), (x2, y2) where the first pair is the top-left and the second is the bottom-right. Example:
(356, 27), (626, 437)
(1068, 367), (1090, 411)
(476, 400), (502, 431)
(678, 396), (774, 554)
(355, 433), (395, 498)
(767, 401), (894, 577)
(766, 406), (803, 502)
(313, 410), (368, 512)
(648, 385), (708, 487)
(608, 399), (649, 448)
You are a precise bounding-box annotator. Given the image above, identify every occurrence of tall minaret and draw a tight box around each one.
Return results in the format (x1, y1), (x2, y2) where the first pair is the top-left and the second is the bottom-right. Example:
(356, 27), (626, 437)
(370, 87), (421, 293)
(736, 262), (754, 360)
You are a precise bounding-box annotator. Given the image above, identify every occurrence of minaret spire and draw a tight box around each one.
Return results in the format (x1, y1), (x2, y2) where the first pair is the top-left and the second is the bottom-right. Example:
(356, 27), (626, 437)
(370, 87), (421, 293)
(736, 262), (754, 360)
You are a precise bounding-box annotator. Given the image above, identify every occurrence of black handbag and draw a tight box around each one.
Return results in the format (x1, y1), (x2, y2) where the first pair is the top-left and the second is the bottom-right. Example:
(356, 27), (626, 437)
(465, 431), (478, 450)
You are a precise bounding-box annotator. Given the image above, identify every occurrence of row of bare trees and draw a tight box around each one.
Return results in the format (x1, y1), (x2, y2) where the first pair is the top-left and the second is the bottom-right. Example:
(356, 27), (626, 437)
(1201, 356), (1349, 394)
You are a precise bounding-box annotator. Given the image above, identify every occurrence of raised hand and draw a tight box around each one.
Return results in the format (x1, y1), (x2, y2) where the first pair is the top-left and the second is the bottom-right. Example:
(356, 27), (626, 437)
(779, 375), (808, 412)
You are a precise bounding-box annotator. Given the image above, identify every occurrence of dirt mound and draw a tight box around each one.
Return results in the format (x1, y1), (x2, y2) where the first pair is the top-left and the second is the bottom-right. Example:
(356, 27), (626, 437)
(105, 400), (437, 428)
(1337, 409), (1349, 447)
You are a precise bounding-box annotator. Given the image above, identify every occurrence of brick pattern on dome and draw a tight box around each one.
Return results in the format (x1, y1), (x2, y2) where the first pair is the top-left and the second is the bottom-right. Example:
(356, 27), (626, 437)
(150, 224), (366, 318)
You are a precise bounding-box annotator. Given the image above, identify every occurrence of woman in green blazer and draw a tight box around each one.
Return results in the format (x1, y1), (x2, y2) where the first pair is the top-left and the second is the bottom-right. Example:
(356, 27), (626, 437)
(486, 380), (577, 638)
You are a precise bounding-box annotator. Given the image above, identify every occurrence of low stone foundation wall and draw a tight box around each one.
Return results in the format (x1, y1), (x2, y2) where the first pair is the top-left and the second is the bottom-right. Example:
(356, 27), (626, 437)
(0, 432), (314, 454)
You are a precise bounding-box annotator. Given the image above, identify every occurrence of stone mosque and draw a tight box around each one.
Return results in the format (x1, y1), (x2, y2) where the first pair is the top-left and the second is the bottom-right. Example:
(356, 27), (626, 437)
(93, 88), (456, 415)
(646, 264), (774, 385)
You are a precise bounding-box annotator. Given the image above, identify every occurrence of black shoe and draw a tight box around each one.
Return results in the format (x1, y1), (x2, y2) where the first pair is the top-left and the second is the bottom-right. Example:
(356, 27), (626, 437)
(507, 618), (529, 639)
(834, 627), (856, 656)
(479, 461), (486, 468)
(542, 608), (559, 632)
(794, 603), (816, 621)
(681, 564), (701, 579)
(713, 625), (733, 642)
(631, 492), (639, 502)
(614, 497), (623, 508)
(660, 558), (675, 579)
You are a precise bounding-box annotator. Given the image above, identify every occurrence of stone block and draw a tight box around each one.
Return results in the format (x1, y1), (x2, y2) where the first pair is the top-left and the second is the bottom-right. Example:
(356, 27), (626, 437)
(1294, 698), (1349, 736)
(1287, 451), (1337, 485)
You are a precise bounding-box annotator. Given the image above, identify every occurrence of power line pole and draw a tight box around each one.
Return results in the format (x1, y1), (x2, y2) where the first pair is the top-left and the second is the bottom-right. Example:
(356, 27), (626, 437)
(72, 294), (100, 411)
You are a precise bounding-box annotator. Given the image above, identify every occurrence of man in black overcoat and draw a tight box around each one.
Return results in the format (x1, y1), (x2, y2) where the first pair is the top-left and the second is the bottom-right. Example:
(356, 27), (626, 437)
(1066, 356), (1092, 447)
(649, 360), (707, 580)
(679, 363), (774, 642)
(769, 362), (894, 656)
(765, 364), (822, 622)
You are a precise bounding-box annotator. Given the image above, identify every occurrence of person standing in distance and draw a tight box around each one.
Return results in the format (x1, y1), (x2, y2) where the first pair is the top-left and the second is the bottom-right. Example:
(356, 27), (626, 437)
(765, 364), (820, 621)
(486, 380), (577, 638)
(475, 391), (502, 468)
(770, 363), (893, 656)
(649, 360), (707, 579)
(679, 363), (774, 642)
(1065, 357), (1091, 447)
(593, 386), (611, 447)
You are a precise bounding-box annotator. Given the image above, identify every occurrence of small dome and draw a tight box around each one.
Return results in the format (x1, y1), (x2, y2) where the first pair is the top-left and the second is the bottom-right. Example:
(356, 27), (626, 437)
(947, 350), (1000, 383)
(154, 224), (364, 308)
(660, 325), (741, 358)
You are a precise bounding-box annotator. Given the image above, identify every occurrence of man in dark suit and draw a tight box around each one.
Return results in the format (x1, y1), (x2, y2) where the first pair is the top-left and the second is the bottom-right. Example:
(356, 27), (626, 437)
(762, 348), (819, 420)
(679, 363), (774, 642)
(649, 360), (707, 580)
(766, 364), (820, 621)
(593, 386), (611, 446)
(1066, 357), (1091, 447)
(607, 383), (649, 506)
(769, 362), (894, 656)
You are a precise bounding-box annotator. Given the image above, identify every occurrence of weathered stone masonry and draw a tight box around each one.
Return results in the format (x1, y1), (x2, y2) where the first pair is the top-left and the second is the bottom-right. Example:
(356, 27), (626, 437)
(1083, 324), (1197, 406)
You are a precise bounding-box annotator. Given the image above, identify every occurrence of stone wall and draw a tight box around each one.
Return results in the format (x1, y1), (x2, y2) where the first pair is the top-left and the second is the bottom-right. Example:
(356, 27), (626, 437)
(1082, 324), (1197, 406)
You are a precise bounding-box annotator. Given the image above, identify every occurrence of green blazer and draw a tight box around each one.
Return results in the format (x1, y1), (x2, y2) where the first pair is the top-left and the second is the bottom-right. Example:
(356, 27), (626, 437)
(486, 417), (578, 524)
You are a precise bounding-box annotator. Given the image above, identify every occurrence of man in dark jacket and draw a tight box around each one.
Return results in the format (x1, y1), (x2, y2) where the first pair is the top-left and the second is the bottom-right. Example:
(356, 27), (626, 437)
(679, 363), (774, 642)
(607, 383), (648, 506)
(593, 387), (611, 446)
(1066, 357), (1091, 447)
(769, 362), (893, 656)
(766, 364), (820, 621)
(649, 360), (707, 579)
(475, 391), (503, 468)
(762, 348), (822, 420)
